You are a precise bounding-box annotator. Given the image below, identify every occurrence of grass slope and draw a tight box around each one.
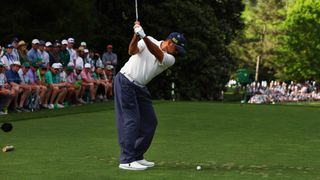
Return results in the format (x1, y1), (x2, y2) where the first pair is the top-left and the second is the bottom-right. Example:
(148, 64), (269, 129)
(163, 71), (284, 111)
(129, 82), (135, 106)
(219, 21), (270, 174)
(1, 101), (320, 179)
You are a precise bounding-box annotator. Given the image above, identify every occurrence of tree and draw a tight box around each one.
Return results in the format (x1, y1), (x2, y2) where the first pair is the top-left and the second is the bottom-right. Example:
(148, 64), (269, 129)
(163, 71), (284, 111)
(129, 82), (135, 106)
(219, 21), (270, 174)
(229, 0), (287, 82)
(0, 0), (245, 100)
(278, 0), (320, 81)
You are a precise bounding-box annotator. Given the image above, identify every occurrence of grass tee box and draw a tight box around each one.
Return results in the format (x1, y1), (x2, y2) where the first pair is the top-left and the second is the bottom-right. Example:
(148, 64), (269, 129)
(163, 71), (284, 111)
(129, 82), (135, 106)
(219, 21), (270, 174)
(1, 101), (320, 179)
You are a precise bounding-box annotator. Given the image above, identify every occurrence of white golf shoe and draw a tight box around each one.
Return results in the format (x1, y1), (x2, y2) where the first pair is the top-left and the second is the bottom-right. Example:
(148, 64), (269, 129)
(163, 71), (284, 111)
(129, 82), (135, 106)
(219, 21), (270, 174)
(119, 161), (148, 171)
(136, 159), (155, 167)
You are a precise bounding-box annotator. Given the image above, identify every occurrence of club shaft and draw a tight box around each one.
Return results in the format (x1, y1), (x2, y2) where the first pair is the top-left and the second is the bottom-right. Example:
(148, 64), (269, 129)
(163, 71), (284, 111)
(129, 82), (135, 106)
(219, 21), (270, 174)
(135, 0), (138, 20)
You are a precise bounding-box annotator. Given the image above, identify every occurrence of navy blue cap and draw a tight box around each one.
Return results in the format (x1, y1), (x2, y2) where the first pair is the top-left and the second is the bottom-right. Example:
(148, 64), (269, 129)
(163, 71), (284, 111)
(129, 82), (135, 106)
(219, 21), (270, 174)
(167, 32), (186, 55)
(6, 44), (14, 49)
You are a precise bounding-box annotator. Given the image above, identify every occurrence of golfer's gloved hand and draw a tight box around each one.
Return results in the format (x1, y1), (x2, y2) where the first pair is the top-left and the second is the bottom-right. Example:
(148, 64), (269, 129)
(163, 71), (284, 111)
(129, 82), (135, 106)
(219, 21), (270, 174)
(134, 26), (146, 39)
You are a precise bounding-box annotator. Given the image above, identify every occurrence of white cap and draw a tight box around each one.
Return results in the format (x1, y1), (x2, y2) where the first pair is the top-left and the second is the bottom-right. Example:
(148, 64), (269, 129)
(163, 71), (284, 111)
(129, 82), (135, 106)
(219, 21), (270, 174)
(84, 49), (89, 53)
(45, 42), (52, 47)
(12, 61), (21, 66)
(57, 63), (63, 68)
(67, 61), (75, 67)
(68, 38), (75, 43)
(75, 66), (83, 70)
(106, 65), (114, 70)
(32, 39), (40, 44)
(84, 63), (91, 68)
(80, 42), (86, 46)
(61, 39), (68, 45)
(52, 63), (60, 69)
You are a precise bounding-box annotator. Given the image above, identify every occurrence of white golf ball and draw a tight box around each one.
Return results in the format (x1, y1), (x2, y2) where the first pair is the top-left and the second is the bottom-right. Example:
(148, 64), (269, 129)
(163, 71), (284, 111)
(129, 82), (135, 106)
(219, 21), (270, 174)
(196, 165), (201, 170)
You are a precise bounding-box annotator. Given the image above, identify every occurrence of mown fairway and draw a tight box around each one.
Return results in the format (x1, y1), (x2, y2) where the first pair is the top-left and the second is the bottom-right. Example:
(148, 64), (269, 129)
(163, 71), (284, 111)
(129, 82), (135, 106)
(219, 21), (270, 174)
(1, 101), (320, 179)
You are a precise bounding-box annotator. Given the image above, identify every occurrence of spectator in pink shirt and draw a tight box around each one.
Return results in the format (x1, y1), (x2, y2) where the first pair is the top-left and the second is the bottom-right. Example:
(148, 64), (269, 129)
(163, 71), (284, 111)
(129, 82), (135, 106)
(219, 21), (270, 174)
(80, 63), (97, 102)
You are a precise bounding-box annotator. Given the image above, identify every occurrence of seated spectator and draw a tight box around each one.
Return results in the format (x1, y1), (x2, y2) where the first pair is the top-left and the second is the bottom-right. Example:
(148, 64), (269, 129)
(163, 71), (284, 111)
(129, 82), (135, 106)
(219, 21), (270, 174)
(93, 65), (111, 101)
(6, 61), (31, 112)
(0, 61), (14, 115)
(65, 65), (83, 105)
(80, 63), (97, 102)
(1, 44), (16, 69)
(44, 63), (67, 109)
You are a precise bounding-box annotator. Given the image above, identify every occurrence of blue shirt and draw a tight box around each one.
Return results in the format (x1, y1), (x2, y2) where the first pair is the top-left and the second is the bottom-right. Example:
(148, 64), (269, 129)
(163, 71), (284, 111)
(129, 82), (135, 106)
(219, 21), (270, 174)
(27, 48), (41, 64)
(6, 69), (21, 84)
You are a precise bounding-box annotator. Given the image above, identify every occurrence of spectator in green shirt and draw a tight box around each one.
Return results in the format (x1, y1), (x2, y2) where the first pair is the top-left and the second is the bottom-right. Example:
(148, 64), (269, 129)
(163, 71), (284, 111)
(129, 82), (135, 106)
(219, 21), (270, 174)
(45, 63), (67, 109)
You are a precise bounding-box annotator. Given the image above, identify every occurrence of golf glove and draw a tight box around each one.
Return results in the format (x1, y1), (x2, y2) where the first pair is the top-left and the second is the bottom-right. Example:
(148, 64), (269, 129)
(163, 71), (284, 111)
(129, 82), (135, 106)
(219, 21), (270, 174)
(134, 26), (146, 39)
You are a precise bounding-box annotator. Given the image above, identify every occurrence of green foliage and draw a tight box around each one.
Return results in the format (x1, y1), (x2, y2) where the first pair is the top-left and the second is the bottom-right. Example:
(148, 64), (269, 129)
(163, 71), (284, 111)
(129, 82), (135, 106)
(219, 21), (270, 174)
(278, 0), (320, 81)
(0, 0), (244, 100)
(229, 0), (286, 81)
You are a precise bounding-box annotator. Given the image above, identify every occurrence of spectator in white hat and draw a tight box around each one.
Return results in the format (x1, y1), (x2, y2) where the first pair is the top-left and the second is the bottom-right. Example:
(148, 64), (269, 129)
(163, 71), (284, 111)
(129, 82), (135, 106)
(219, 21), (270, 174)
(59, 40), (70, 67)
(44, 63), (67, 109)
(67, 38), (77, 64)
(80, 63), (97, 102)
(27, 39), (41, 65)
(39, 40), (50, 67)
(75, 47), (85, 69)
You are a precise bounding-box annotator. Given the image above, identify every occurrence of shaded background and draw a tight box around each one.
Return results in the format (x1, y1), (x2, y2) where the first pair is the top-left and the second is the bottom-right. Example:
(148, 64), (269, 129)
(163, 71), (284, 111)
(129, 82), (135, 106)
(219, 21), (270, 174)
(0, 0), (244, 100)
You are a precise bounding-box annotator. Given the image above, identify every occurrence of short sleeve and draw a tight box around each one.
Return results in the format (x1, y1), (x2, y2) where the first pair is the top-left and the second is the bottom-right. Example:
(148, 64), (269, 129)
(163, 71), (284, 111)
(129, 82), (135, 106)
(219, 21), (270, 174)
(161, 53), (175, 67)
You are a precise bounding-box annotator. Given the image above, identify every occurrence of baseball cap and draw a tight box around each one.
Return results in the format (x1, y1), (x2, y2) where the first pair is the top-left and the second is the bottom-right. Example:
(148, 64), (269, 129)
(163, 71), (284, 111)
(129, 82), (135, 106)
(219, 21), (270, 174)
(84, 63), (91, 68)
(167, 32), (186, 55)
(6, 44), (14, 49)
(61, 39), (68, 45)
(84, 49), (89, 53)
(67, 61), (75, 67)
(52, 63), (60, 69)
(39, 40), (46, 45)
(81, 42), (87, 46)
(75, 66), (83, 70)
(32, 39), (40, 44)
(68, 38), (75, 43)
(107, 44), (113, 49)
(22, 62), (30, 67)
(12, 61), (21, 66)
(31, 62), (39, 68)
(12, 37), (19, 43)
(106, 65), (114, 70)
(45, 42), (53, 47)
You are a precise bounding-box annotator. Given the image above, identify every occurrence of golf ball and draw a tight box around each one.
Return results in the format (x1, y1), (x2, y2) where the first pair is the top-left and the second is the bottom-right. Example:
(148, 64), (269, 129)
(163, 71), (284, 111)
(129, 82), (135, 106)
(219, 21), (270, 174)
(196, 166), (201, 170)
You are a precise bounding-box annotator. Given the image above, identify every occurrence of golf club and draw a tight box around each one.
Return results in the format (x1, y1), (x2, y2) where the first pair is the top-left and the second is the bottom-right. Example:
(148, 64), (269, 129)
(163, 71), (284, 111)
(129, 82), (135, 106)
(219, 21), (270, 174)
(135, 0), (138, 20)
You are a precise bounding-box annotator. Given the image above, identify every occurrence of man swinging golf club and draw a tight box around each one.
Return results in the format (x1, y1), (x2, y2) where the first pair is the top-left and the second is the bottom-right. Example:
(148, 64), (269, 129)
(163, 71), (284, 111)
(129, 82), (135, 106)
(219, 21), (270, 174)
(114, 21), (186, 170)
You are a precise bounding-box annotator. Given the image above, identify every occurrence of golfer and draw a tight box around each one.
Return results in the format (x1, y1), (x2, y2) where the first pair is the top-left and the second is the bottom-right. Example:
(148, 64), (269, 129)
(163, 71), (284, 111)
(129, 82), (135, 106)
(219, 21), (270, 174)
(114, 21), (186, 170)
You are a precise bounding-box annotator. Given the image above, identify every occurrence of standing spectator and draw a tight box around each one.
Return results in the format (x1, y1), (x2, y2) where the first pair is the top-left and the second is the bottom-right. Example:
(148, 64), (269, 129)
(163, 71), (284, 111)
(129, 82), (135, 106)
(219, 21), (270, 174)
(45, 42), (55, 68)
(75, 47), (85, 69)
(1, 44), (16, 69)
(51, 41), (61, 66)
(6, 61), (31, 112)
(11, 37), (20, 62)
(67, 38), (77, 64)
(80, 41), (87, 49)
(17, 40), (29, 64)
(60, 40), (70, 67)
(102, 44), (117, 76)
(39, 40), (50, 66)
(27, 39), (41, 65)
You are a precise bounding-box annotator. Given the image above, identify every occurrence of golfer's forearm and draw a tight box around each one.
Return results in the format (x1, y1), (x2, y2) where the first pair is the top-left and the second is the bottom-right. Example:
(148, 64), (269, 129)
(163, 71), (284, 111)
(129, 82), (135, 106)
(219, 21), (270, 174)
(128, 34), (139, 55)
(143, 37), (164, 62)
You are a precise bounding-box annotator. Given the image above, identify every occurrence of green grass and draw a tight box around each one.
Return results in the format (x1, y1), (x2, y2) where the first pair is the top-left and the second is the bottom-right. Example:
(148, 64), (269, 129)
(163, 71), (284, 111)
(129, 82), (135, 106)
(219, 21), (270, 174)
(1, 101), (320, 179)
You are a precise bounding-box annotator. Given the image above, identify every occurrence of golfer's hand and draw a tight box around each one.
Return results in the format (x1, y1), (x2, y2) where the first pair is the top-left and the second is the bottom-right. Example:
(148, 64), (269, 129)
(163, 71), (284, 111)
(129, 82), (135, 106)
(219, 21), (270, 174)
(134, 26), (146, 38)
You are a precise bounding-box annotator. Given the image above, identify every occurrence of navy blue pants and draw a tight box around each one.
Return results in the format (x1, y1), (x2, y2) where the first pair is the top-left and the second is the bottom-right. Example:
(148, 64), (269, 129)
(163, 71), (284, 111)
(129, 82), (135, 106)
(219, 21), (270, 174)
(114, 73), (157, 164)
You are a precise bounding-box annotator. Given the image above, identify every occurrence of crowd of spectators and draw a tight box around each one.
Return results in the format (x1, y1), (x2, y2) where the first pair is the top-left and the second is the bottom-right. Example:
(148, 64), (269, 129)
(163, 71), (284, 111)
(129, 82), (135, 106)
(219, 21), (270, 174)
(245, 80), (320, 104)
(0, 37), (118, 115)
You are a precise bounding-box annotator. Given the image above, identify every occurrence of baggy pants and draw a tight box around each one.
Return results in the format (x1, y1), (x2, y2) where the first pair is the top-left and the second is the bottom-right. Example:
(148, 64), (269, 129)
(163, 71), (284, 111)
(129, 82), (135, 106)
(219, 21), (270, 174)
(114, 73), (157, 164)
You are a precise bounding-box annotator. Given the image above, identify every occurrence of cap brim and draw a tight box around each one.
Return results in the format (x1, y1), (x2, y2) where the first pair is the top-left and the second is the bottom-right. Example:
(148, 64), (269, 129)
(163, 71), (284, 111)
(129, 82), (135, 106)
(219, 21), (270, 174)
(176, 45), (186, 55)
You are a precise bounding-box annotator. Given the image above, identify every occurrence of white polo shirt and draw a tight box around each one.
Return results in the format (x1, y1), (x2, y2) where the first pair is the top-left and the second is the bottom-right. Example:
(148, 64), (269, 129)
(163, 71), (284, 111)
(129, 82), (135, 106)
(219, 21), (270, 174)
(120, 36), (175, 86)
